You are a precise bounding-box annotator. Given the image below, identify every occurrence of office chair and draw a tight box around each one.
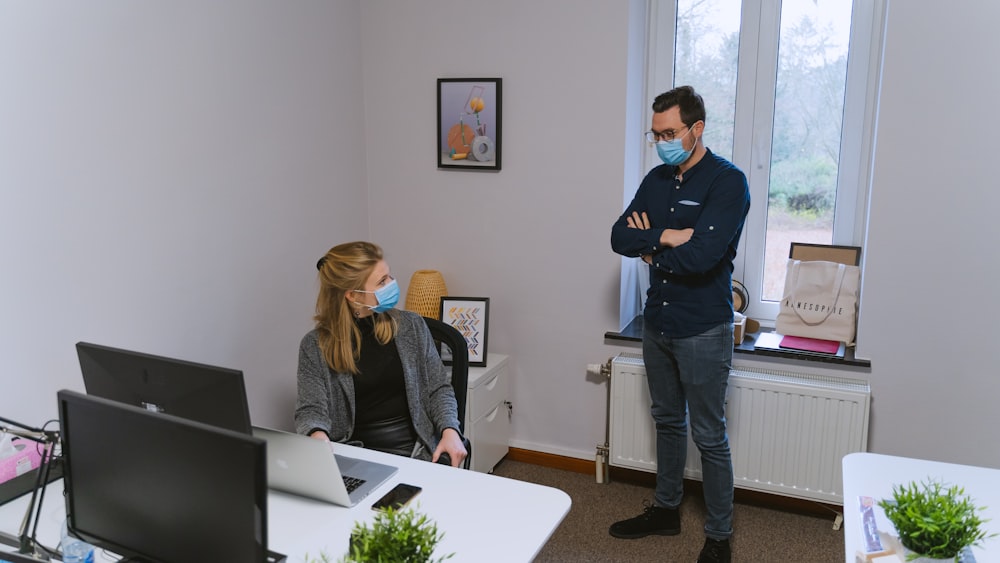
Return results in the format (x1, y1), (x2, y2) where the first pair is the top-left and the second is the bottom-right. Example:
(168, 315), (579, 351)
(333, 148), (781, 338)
(422, 316), (472, 469)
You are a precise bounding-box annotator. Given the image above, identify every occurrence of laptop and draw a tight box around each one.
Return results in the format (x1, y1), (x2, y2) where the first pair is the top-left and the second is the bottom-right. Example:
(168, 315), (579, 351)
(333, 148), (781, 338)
(252, 427), (398, 507)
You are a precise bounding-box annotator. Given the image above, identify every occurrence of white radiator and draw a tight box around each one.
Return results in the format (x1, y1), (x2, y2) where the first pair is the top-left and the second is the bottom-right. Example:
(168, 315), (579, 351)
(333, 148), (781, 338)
(608, 352), (870, 504)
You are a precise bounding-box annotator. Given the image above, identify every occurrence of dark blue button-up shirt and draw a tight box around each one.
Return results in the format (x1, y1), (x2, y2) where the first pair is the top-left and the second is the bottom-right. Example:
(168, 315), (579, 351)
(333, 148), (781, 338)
(611, 149), (750, 338)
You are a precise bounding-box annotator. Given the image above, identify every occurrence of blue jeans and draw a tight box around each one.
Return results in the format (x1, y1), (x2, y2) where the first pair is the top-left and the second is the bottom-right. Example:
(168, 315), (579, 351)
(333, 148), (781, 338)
(642, 320), (734, 540)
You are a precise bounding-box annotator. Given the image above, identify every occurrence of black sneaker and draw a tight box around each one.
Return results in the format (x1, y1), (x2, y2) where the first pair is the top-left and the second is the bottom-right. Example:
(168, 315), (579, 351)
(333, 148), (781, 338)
(697, 537), (731, 563)
(608, 501), (680, 539)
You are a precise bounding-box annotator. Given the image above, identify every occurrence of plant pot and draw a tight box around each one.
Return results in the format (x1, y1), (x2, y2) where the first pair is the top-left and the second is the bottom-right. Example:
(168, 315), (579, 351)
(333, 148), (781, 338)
(901, 544), (957, 563)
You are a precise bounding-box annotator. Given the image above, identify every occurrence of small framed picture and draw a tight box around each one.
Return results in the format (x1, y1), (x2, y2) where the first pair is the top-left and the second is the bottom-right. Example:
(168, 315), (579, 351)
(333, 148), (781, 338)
(789, 242), (862, 266)
(436, 78), (502, 171)
(439, 297), (490, 366)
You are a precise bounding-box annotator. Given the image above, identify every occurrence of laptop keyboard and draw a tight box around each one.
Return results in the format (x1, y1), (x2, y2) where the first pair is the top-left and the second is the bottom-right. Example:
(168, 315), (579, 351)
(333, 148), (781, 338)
(343, 475), (366, 493)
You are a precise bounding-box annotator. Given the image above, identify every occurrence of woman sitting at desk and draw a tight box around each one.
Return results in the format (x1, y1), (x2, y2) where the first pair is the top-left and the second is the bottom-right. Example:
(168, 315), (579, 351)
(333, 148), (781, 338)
(294, 241), (467, 468)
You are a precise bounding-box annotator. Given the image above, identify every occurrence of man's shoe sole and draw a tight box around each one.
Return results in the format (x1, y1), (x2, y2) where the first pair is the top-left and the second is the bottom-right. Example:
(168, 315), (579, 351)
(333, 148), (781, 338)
(608, 527), (681, 539)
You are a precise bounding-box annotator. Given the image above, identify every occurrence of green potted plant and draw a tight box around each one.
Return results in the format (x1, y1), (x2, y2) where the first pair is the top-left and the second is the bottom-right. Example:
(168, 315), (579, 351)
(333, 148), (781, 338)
(878, 479), (994, 562)
(341, 505), (454, 563)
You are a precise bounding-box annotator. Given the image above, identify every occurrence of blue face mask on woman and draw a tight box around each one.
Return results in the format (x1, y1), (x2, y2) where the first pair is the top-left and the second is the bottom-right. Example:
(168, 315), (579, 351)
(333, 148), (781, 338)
(655, 127), (695, 166)
(354, 278), (400, 313)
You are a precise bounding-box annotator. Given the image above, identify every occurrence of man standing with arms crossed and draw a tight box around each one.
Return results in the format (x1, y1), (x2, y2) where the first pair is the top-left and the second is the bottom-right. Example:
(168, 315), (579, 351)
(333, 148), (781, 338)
(609, 85), (750, 563)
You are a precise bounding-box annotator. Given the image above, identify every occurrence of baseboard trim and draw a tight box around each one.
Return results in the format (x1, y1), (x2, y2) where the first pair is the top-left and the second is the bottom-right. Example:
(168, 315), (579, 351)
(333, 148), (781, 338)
(503, 447), (843, 519)
(506, 447), (596, 474)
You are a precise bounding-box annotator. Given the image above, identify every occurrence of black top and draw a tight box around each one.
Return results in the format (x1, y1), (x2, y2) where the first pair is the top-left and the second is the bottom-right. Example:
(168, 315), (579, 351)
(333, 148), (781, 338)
(353, 316), (410, 426)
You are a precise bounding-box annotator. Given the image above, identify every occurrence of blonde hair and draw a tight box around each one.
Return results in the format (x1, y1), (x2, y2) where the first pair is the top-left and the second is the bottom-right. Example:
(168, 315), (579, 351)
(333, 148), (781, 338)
(314, 241), (398, 374)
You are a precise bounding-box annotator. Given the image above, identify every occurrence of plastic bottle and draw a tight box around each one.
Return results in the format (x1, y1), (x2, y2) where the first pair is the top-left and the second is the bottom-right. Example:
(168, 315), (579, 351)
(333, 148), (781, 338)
(61, 519), (95, 563)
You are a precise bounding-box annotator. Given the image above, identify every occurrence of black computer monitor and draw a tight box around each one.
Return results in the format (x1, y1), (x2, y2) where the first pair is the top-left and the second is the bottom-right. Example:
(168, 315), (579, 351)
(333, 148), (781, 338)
(57, 390), (274, 563)
(75, 341), (252, 434)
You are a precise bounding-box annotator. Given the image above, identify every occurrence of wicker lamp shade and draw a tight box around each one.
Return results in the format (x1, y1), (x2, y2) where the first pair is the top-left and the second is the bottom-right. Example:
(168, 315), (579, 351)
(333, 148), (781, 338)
(404, 270), (448, 320)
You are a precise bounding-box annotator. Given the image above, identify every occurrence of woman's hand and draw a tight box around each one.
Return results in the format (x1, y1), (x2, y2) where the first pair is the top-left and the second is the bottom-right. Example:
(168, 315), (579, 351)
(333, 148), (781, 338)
(432, 427), (468, 468)
(309, 430), (331, 442)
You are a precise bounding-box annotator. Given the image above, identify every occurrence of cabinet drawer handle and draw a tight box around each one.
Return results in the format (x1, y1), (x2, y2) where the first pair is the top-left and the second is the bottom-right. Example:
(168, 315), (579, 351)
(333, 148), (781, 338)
(484, 373), (499, 390)
(485, 404), (500, 422)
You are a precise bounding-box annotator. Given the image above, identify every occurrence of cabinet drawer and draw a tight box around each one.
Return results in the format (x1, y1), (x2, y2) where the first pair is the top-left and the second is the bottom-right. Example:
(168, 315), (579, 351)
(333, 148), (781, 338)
(470, 402), (510, 473)
(469, 366), (507, 421)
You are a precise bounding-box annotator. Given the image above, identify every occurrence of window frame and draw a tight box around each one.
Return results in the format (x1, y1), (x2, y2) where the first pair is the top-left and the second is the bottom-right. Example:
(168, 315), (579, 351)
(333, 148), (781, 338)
(623, 0), (887, 327)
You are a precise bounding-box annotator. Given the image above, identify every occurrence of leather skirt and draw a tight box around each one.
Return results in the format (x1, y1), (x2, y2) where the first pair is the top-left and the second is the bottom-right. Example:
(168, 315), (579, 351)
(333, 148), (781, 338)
(352, 415), (418, 457)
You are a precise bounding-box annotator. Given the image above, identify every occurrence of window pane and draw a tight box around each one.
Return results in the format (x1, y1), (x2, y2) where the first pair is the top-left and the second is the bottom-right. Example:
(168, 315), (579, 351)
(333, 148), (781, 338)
(674, 0), (742, 161)
(762, 1), (854, 301)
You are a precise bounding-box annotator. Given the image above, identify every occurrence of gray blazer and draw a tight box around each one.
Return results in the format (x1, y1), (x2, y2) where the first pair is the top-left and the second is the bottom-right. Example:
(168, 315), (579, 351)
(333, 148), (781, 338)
(294, 310), (461, 460)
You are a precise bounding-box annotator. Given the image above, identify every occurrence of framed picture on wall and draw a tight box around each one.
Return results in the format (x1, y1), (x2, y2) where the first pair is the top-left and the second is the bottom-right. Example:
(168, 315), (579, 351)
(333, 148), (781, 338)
(439, 296), (490, 366)
(436, 78), (502, 171)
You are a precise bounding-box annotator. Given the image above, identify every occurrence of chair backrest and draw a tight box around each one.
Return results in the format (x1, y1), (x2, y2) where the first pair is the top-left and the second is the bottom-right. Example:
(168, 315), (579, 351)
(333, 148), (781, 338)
(422, 316), (469, 433)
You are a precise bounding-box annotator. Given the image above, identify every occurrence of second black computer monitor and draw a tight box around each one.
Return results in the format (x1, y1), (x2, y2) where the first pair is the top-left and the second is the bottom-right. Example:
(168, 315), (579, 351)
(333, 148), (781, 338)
(75, 341), (253, 434)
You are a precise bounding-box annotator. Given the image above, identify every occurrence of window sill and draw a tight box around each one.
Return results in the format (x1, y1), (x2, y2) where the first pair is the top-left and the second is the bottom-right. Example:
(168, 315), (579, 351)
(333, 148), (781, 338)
(604, 315), (871, 369)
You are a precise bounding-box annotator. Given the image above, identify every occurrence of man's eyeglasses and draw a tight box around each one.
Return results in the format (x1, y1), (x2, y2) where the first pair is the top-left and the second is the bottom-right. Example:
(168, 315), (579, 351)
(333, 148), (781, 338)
(644, 124), (691, 143)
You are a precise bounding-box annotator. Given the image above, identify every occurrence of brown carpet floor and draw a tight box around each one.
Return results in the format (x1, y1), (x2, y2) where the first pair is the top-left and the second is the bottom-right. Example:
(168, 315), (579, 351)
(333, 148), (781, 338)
(490, 459), (846, 563)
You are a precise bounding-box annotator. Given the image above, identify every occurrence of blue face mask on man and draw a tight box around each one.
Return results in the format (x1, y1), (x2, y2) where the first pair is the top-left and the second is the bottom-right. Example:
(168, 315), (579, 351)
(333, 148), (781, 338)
(354, 278), (400, 313)
(655, 126), (695, 166)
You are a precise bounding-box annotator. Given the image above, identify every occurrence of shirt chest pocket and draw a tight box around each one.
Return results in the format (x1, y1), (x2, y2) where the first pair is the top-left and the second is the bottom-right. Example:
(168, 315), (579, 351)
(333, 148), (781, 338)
(667, 199), (703, 227)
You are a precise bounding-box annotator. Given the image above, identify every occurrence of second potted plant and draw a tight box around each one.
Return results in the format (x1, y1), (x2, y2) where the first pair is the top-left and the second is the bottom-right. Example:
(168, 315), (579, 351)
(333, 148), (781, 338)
(878, 479), (993, 562)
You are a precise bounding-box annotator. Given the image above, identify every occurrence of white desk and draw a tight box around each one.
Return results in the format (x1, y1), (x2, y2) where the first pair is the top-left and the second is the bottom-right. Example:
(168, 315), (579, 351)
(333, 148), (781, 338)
(1, 442), (571, 563)
(842, 452), (1000, 563)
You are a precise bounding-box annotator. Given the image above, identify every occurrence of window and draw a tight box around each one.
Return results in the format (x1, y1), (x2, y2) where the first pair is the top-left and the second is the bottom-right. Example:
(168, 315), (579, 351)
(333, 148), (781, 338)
(621, 0), (885, 326)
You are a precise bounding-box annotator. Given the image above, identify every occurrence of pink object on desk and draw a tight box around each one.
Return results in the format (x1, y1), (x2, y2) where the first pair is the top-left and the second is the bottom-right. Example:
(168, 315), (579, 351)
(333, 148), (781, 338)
(0, 438), (43, 485)
(779, 335), (841, 354)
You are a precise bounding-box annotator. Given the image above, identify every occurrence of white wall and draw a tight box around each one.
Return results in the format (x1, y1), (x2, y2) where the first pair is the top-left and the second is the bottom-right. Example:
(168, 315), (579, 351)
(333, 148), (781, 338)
(856, 0), (1000, 467)
(0, 1), (368, 431)
(3, 0), (998, 471)
(360, 1), (629, 459)
(358, 0), (1000, 469)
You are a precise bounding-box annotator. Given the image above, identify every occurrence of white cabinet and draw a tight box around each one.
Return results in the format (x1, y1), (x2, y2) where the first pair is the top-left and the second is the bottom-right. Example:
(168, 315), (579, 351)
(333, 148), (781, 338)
(464, 353), (510, 473)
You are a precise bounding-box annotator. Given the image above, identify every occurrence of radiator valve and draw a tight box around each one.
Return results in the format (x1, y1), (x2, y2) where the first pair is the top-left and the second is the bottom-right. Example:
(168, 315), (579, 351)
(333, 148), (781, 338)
(586, 360), (612, 379)
(595, 444), (610, 484)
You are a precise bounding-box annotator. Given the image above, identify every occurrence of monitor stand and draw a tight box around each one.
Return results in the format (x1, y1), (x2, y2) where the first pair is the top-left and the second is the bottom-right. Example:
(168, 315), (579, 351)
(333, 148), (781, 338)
(117, 551), (285, 563)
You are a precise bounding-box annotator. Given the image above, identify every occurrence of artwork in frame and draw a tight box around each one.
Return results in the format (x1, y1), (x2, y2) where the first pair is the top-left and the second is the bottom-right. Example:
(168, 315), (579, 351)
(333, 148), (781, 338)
(439, 297), (490, 367)
(436, 78), (501, 171)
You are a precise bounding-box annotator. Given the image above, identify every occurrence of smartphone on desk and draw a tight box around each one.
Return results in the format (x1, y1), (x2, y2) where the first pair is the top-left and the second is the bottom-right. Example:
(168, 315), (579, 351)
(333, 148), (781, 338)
(371, 483), (422, 511)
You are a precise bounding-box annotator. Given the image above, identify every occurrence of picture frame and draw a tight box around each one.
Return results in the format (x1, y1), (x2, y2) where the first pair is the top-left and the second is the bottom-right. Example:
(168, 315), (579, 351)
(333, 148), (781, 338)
(437, 78), (502, 171)
(788, 242), (862, 266)
(439, 296), (490, 366)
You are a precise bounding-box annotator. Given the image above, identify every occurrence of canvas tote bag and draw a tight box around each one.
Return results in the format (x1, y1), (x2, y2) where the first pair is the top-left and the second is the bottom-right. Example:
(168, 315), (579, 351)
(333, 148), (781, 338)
(775, 259), (860, 344)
